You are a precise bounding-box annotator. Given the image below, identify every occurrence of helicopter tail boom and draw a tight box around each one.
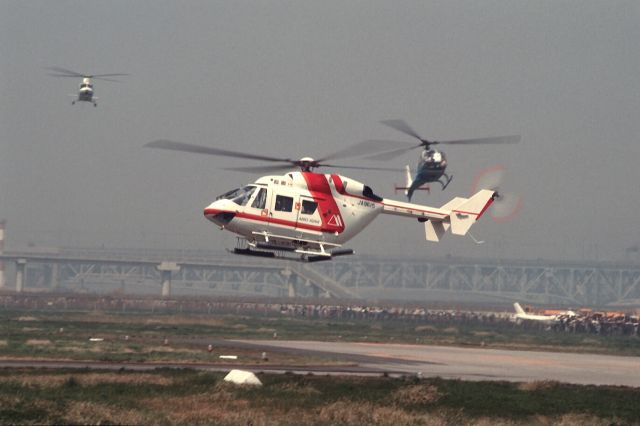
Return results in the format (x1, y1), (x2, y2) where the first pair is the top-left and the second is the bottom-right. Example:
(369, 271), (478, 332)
(381, 189), (495, 242)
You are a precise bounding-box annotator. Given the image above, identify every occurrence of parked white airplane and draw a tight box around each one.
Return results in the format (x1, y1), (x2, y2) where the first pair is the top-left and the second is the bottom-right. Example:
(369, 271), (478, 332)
(513, 302), (575, 324)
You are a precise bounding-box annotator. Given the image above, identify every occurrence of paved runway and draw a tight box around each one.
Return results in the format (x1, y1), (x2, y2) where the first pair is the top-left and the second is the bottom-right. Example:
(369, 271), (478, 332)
(1, 339), (637, 387)
(234, 340), (640, 387)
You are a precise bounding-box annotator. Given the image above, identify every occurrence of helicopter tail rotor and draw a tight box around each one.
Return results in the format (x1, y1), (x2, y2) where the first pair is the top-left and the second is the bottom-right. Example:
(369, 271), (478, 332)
(471, 165), (523, 222)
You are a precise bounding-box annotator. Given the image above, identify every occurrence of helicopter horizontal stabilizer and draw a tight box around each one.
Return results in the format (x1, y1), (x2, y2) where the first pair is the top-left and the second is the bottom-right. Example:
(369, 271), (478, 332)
(423, 197), (463, 242)
(449, 189), (495, 236)
(423, 196), (465, 242)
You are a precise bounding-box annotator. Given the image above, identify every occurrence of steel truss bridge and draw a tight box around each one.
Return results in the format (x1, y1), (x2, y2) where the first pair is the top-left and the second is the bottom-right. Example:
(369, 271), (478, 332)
(1, 248), (639, 307)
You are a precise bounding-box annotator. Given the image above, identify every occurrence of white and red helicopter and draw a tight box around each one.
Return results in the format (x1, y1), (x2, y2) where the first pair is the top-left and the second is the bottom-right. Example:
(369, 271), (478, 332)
(146, 140), (498, 261)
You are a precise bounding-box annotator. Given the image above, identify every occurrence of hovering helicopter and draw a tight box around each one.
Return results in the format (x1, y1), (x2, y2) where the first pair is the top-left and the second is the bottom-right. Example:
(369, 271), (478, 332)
(364, 120), (520, 201)
(145, 140), (498, 262)
(46, 66), (128, 106)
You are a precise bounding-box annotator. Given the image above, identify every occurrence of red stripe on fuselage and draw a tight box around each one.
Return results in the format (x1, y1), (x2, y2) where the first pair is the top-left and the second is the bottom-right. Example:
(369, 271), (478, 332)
(332, 174), (346, 194)
(205, 208), (324, 232)
(301, 172), (345, 233)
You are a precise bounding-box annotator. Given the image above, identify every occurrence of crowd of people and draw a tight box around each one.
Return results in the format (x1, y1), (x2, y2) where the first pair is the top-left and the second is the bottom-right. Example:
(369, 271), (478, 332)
(0, 293), (638, 337)
(550, 312), (639, 336)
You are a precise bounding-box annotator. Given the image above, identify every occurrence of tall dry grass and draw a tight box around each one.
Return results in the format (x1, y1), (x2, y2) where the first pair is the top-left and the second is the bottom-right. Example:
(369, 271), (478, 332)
(0, 372), (172, 387)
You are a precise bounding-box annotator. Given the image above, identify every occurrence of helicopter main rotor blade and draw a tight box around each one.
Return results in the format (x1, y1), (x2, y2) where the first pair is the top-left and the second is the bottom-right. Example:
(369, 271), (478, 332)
(145, 140), (296, 163)
(364, 148), (419, 161)
(380, 119), (520, 146)
(320, 163), (404, 172)
(317, 140), (402, 162)
(223, 164), (295, 174)
(439, 135), (521, 145)
(223, 162), (402, 174)
(91, 77), (124, 83)
(380, 119), (425, 141)
(47, 73), (83, 78)
(148, 139), (406, 174)
(358, 139), (424, 161)
(45, 66), (84, 77)
(45, 67), (128, 81)
(91, 73), (129, 77)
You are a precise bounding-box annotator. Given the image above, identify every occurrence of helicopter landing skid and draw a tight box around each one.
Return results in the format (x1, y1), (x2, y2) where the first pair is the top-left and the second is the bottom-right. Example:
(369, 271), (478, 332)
(230, 237), (353, 262)
(439, 174), (453, 190)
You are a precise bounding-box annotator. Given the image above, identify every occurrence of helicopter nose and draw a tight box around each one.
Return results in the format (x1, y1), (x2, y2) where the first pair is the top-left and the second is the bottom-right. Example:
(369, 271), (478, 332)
(204, 200), (236, 226)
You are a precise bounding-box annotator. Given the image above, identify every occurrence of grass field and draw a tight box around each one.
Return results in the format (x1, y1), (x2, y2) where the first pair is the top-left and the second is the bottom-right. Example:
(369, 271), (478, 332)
(0, 368), (637, 425)
(0, 308), (638, 424)
(0, 309), (639, 364)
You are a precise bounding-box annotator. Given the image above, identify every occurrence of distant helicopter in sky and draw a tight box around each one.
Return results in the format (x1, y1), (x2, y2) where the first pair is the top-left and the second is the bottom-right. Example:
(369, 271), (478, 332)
(46, 66), (128, 107)
(364, 120), (520, 201)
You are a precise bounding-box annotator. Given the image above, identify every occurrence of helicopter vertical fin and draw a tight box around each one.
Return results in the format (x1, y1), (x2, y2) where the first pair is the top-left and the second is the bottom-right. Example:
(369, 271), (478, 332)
(449, 189), (495, 236)
(404, 165), (412, 196)
(440, 197), (467, 211)
(423, 191), (494, 241)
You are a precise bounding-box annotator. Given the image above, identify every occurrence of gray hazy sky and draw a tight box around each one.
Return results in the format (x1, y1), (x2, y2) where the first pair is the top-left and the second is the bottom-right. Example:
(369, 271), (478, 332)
(1, 1), (639, 262)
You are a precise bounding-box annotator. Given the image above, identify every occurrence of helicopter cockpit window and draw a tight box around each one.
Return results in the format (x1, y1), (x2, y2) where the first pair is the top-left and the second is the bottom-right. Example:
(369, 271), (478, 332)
(216, 185), (256, 206)
(301, 200), (318, 215)
(363, 185), (383, 202)
(251, 188), (267, 209)
(274, 195), (293, 212)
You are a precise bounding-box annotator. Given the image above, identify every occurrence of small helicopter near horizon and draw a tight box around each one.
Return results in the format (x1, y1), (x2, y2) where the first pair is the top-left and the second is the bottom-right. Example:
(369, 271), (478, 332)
(145, 139), (498, 262)
(364, 120), (520, 201)
(46, 66), (128, 107)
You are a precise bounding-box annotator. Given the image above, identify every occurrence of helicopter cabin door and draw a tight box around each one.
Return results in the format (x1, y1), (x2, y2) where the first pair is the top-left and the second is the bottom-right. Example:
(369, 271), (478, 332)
(268, 191), (300, 234)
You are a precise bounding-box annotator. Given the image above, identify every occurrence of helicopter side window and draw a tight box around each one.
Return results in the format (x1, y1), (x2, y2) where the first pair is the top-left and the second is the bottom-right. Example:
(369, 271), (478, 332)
(216, 188), (239, 200)
(216, 186), (256, 206)
(301, 200), (317, 215)
(274, 195), (293, 212)
(251, 188), (267, 209)
(233, 186), (256, 206)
